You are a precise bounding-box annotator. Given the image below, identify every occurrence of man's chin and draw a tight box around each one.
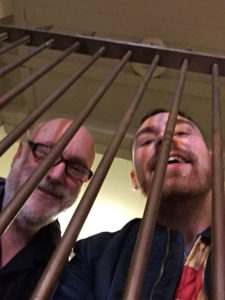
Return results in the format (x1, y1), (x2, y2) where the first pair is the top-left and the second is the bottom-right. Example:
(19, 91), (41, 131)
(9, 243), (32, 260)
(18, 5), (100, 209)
(17, 209), (56, 228)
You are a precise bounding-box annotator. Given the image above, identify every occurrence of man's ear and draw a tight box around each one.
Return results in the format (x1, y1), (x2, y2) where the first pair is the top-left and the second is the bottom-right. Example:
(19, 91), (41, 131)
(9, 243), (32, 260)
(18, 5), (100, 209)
(130, 170), (139, 190)
(12, 142), (23, 166)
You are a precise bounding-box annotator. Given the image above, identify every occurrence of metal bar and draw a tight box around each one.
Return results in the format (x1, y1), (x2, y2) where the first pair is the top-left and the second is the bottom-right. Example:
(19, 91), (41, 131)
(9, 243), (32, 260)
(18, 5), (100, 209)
(211, 63), (225, 300)
(0, 45), (107, 156)
(30, 54), (159, 300)
(0, 32), (8, 42)
(123, 59), (188, 300)
(0, 41), (81, 110)
(1, 24), (225, 75)
(0, 35), (30, 55)
(0, 46), (105, 236)
(0, 39), (54, 79)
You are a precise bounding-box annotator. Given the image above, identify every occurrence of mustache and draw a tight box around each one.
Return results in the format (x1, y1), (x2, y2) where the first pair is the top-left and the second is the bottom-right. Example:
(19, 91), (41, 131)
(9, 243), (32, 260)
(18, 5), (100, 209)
(147, 150), (195, 171)
(37, 178), (65, 199)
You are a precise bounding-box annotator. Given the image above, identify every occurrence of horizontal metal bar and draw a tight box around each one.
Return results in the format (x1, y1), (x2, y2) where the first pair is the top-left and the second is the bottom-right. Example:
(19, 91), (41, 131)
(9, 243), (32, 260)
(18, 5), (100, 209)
(211, 63), (225, 300)
(0, 41), (80, 110)
(123, 59), (188, 300)
(0, 24), (225, 75)
(0, 45), (105, 156)
(31, 53), (158, 300)
(0, 35), (30, 55)
(0, 38), (54, 79)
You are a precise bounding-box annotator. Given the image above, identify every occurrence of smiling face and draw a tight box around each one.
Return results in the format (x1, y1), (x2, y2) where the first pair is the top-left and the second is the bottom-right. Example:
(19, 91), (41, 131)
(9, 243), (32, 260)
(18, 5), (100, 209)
(131, 113), (211, 200)
(4, 119), (95, 228)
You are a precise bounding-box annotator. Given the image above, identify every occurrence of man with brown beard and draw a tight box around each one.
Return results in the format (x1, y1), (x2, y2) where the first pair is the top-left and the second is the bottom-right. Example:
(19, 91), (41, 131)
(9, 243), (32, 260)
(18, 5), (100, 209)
(54, 110), (212, 300)
(0, 118), (95, 300)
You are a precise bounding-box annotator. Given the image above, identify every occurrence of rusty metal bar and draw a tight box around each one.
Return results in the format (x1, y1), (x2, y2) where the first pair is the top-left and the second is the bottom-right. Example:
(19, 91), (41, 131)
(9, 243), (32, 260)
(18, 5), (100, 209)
(30, 54), (159, 300)
(0, 39), (54, 79)
(123, 58), (188, 300)
(1, 24), (225, 75)
(0, 41), (81, 110)
(0, 46), (108, 156)
(0, 32), (8, 42)
(211, 63), (225, 300)
(0, 35), (30, 55)
(0, 48), (133, 240)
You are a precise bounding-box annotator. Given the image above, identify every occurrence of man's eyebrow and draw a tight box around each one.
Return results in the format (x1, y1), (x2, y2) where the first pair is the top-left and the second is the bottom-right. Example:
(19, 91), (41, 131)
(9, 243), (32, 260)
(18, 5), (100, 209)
(135, 126), (156, 140)
(135, 118), (196, 140)
(176, 118), (196, 130)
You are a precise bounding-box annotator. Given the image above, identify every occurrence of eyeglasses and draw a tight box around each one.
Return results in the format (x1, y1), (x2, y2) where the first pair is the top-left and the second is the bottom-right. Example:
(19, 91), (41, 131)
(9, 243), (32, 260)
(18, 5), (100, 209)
(28, 140), (93, 182)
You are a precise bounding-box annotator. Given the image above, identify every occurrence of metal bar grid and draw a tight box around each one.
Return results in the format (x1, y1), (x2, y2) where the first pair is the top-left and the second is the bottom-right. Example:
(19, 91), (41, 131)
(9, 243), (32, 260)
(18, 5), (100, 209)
(0, 38), (54, 79)
(0, 44), (106, 156)
(0, 24), (225, 75)
(0, 24), (223, 300)
(0, 41), (81, 110)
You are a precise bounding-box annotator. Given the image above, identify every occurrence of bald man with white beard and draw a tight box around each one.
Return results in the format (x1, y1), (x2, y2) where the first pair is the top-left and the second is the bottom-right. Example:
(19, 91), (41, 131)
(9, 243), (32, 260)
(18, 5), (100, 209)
(0, 118), (95, 300)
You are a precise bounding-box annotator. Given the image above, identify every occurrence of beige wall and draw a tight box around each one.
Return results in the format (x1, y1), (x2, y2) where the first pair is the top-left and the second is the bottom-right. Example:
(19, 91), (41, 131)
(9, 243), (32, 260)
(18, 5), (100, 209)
(0, 0), (12, 19)
(0, 125), (19, 177)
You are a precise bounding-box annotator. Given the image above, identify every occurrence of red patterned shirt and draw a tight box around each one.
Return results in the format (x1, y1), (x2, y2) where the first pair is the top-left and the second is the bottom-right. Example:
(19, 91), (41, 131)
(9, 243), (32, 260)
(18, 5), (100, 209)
(175, 236), (210, 300)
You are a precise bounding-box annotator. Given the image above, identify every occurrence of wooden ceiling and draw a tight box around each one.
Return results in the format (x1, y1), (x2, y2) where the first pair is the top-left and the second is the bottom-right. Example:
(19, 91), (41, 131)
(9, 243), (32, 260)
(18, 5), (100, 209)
(1, 0), (225, 158)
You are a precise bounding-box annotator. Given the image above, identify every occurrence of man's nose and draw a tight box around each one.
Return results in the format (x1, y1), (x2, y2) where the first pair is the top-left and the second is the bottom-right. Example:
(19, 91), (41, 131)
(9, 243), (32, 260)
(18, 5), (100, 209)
(155, 131), (178, 151)
(47, 162), (66, 182)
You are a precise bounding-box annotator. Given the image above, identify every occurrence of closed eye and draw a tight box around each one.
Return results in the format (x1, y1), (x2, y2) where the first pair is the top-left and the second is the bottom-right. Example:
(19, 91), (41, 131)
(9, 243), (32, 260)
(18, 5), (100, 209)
(174, 131), (189, 136)
(140, 139), (155, 146)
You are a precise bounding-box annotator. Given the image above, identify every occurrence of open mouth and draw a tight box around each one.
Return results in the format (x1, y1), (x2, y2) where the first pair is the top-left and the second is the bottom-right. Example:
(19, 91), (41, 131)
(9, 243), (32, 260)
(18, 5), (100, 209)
(150, 153), (191, 172)
(167, 156), (185, 165)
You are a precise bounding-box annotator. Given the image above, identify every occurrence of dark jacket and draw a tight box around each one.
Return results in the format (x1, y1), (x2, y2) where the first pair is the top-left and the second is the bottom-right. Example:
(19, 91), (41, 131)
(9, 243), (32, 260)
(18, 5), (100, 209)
(0, 178), (61, 300)
(54, 218), (211, 300)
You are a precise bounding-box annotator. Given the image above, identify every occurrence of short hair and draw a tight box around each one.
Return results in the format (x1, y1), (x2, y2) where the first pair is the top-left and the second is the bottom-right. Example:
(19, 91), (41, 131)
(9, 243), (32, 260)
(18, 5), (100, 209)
(140, 109), (194, 125)
(133, 108), (208, 148)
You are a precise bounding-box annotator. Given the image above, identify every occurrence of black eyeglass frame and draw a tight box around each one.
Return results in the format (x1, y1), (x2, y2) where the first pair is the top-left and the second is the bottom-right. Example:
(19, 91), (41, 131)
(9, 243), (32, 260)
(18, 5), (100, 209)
(27, 140), (93, 182)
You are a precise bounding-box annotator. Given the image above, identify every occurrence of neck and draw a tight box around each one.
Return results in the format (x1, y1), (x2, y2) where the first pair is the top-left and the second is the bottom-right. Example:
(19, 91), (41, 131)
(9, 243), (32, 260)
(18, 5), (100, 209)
(0, 218), (39, 268)
(157, 191), (211, 254)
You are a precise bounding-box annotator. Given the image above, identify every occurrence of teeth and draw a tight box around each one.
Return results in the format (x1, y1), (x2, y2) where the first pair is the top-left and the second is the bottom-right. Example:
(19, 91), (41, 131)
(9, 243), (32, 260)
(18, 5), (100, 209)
(168, 156), (183, 163)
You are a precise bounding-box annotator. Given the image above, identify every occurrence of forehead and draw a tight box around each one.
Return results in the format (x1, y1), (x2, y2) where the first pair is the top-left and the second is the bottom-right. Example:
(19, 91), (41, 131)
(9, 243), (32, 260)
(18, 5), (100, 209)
(32, 119), (72, 144)
(135, 112), (203, 140)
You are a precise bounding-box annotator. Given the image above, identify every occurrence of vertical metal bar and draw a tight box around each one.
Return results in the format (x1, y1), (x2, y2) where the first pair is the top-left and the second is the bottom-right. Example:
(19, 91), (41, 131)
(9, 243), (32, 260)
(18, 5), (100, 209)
(123, 58), (188, 300)
(0, 39), (54, 78)
(0, 41), (81, 109)
(30, 54), (159, 300)
(0, 46), (106, 156)
(211, 63), (225, 300)
(0, 46), (106, 236)
(0, 35), (30, 55)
